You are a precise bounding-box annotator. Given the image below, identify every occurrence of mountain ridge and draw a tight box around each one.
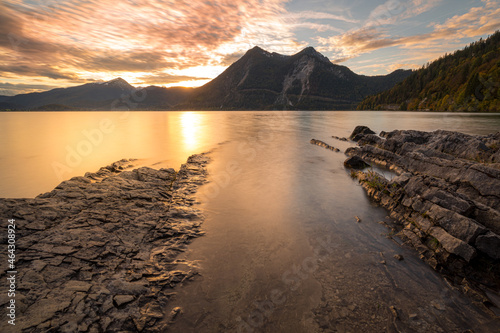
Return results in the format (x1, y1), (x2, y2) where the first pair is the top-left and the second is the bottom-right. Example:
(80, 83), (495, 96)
(179, 46), (412, 110)
(1, 46), (412, 111)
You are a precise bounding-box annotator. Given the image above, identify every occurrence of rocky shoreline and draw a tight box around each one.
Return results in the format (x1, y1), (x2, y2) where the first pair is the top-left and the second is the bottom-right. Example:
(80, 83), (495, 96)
(342, 126), (500, 311)
(0, 154), (210, 332)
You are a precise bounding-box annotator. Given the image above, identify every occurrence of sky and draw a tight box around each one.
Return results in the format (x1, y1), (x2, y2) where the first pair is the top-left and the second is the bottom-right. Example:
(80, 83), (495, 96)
(0, 0), (499, 95)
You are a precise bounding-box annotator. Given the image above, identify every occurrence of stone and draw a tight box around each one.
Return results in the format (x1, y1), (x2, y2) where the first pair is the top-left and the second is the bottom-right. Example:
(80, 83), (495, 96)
(113, 295), (135, 307)
(64, 280), (92, 292)
(475, 231), (500, 259)
(344, 156), (370, 169)
(350, 126), (376, 141)
(429, 227), (476, 262)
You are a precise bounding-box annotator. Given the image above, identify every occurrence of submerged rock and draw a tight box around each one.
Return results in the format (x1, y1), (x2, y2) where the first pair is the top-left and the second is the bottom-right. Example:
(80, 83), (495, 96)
(310, 138), (341, 152)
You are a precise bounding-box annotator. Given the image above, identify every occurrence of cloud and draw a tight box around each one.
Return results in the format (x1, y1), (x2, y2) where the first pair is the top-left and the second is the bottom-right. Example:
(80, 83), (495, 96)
(318, 0), (500, 64)
(366, 0), (442, 27)
(135, 73), (211, 85)
(0, 0), (300, 86)
(285, 10), (359, 23)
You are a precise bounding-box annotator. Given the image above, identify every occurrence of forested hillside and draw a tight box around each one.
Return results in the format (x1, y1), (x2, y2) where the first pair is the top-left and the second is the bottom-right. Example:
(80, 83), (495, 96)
(358, 31), (500, 112)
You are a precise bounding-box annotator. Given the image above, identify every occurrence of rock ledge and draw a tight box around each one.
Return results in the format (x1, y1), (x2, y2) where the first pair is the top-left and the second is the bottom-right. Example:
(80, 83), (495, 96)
(0, 154), (210, 332)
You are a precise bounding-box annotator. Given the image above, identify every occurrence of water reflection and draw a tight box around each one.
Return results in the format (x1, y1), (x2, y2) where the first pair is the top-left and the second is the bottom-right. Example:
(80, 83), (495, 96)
(1, 111), (499, 198)
(180, 112), (204, 151)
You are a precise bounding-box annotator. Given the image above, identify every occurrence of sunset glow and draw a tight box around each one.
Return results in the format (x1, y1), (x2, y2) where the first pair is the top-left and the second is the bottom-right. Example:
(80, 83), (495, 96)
(1, 0), (499, 95)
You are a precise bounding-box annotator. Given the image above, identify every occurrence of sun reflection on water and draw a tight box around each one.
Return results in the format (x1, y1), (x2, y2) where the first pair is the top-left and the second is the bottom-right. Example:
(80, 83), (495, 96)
(180, 112), (203, 151)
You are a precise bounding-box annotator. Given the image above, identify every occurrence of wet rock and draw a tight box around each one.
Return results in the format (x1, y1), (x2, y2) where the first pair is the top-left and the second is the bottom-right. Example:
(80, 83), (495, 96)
(0, 154), (210, 332)
(350, 125), (376, 141)
(394, 254), (404, 261)
(344, 156), (370, 169)
(346, 126), (500, 299)
(389, 305), (399, 319)
(310, 138), (341, 152)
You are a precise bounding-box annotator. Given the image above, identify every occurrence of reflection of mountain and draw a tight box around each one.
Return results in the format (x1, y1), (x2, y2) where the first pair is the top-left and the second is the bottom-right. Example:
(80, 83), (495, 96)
(1, 47), (411, 111)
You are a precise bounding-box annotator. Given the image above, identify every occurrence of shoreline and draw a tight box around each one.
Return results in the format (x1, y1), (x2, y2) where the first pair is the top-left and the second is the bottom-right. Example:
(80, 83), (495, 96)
(0, 154), (210, 332)
(342, 126), (500, 313)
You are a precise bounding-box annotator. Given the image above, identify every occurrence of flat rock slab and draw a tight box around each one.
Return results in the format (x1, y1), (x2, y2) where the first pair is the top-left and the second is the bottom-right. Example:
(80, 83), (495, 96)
(0, 154), (210, 332)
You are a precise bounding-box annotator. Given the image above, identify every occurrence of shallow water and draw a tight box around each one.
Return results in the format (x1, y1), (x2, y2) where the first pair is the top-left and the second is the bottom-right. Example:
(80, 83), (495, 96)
(2, 111), (500, 331)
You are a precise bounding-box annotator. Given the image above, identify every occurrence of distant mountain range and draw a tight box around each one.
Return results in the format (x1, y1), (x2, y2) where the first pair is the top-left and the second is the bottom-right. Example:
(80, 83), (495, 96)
(358, 31), (500, 112)
(0, 46), (414, 111)
(0, 78), (193, 111)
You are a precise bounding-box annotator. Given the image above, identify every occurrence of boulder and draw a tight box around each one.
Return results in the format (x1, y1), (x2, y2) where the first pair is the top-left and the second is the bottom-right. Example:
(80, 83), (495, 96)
(475, 231), (500, 260)
(350, 126), (376, 141)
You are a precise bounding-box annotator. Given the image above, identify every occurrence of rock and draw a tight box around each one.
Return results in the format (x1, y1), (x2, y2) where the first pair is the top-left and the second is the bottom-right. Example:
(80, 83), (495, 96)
(345, 126), (500, 297)
(344, 156), (370, 169)
(169, 306), (182, 321)
(0, 154), (210, 332)
(394, 254), (404, 261)
(310, 139), (341, 152)
(350, 126), (376, 141)
(475, 231), (500, 260)
(430, 227), (476, 262)
(64, 281), (92, 292)
(113, 295), (135, 307)
(389, 305), (398, 319)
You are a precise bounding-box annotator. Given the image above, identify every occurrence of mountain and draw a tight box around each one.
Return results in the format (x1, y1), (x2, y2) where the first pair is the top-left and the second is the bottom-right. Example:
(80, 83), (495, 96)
(179, 46), (412, 110)
(4, 77), (135, 110)
(0, 78), (194, 110)
(358, 31), (500, 112)
(1, 47), (412, 111)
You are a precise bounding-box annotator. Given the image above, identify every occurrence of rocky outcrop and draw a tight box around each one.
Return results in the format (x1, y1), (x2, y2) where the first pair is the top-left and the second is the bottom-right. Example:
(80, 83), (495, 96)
(0, 154), (210, 332)
(345, 127), (500, 298)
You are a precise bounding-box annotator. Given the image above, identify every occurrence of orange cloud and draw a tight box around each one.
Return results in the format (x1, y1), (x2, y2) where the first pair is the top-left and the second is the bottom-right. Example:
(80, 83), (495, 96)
(0, 0), (300, 88)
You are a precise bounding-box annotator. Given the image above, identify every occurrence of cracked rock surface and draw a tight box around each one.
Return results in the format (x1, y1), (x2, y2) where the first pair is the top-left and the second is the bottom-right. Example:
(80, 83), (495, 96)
(0, 154), (210, 332)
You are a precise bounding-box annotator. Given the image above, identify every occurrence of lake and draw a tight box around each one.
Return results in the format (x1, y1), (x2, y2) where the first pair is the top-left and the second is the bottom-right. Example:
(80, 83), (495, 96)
(1, 111), (500, 332)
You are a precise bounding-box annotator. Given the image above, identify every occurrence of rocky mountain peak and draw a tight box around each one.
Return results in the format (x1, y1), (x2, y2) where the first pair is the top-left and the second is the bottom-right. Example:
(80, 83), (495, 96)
(296, 46), (330, 64)
(102, 77), (134, 91)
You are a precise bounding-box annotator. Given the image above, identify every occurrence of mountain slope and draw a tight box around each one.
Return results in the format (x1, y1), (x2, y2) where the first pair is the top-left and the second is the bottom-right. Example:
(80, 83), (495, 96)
(180, 46), (412, 110)
(5, 78), (135, 109)
(0, 78), (194, 110)
(358, 31), (500, 112)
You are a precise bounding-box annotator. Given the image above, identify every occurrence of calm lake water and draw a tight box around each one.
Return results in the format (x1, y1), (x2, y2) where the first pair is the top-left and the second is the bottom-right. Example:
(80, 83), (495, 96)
(1, 111), (499, 198)
(2, 111), (500, 332)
